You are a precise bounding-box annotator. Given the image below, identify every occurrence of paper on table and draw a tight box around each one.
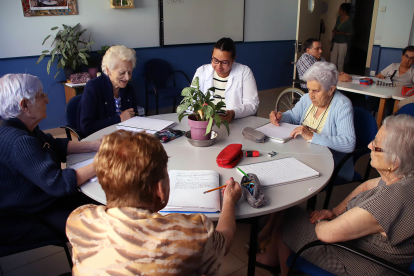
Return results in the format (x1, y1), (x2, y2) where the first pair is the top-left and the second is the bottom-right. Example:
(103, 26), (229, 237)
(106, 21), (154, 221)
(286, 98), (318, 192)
(117, 116), (175, 132)
(238, 157), (319, 188)
(256, 122), (297, 143)
(161, 170), (221, 213)
(351, 76), (392, 84)
(64, 83), (86, 87)
(69, 158), (98, 182)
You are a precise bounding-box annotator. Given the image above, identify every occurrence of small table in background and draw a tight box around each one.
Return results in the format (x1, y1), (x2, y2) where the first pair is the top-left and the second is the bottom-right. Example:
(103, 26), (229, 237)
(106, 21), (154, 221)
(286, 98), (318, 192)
(59, 82), (86, 104)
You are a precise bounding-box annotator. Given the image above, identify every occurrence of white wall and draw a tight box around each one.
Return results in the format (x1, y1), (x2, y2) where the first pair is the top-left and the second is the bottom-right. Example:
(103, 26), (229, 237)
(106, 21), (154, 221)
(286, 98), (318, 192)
(373, 0), (414, 48)
(0, 0), (299, 59)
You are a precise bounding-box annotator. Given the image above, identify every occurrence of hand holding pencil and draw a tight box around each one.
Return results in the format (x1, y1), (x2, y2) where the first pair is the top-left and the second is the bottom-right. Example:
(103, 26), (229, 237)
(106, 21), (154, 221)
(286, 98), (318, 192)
(221, 177), (242, 205)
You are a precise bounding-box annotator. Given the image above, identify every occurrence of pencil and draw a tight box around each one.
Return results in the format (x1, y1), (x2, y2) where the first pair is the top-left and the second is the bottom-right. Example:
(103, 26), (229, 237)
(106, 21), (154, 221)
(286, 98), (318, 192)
(203, 181), (252, 194)
(237, 167), (249, 177)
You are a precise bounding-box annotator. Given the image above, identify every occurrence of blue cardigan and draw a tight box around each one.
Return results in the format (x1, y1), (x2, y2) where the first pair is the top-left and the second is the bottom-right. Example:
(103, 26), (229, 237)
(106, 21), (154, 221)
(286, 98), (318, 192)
(0, 118), (78, 214)
(281, 91), (356, 180)
(78, 75), (137, 137)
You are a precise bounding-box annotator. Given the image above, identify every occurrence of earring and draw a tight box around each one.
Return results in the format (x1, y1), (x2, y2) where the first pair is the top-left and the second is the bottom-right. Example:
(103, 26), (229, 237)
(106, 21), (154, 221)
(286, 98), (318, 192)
(387, 167), (392, 172)
(162, 201), (165, 204)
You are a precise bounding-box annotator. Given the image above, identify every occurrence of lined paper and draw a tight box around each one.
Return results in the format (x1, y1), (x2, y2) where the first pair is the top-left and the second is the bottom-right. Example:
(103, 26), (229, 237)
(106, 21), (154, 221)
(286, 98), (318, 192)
(117, 117), (175, 132)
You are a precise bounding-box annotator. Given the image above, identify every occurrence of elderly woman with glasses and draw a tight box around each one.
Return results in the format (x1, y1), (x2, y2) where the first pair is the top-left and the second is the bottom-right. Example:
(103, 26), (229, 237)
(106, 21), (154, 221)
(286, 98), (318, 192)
(255, 114), (414, 276)
(192, 37), (259, 123)
(0, 74), (101, 245)
(79, 45), (138, 137)
(270, 62), (356, 180)
(67, 130), (242, 275)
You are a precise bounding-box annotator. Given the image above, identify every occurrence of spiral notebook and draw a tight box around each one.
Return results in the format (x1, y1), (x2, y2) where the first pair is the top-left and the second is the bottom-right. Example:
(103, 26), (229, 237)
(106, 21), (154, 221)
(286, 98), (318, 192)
(237, 157), (319, 188)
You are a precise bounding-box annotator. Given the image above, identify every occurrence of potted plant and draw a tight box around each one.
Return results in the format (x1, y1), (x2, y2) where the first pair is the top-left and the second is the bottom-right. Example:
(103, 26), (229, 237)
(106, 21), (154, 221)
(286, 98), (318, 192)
(37, 23), (94, 79)
(177, 77), (230, 140)
(86, 45), (109, 79)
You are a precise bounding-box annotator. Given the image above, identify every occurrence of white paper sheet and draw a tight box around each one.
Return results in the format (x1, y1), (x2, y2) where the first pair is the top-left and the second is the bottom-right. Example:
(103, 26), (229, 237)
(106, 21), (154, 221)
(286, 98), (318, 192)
(117, 117), (175, 132)
(69, 158), (97, 182)
(256, 122), (297, 143)
(238, 157), (319, 188)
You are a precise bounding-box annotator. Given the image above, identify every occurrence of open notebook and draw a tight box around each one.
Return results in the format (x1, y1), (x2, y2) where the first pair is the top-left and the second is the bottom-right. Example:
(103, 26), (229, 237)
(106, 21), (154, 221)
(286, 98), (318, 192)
(117, 117), (175, 134)
(161, 170), (221, 213)
(237, 157), (319, 188)
(256, 122), (297, 143)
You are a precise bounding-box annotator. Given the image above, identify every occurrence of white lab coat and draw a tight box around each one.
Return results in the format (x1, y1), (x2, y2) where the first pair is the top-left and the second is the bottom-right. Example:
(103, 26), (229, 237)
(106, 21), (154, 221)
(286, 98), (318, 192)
(192, 62), (259, 119)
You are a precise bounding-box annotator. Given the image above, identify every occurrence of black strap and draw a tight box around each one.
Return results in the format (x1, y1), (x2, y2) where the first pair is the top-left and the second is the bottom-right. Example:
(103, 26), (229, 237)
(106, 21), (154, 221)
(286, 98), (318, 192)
(1, 119), (61, 166)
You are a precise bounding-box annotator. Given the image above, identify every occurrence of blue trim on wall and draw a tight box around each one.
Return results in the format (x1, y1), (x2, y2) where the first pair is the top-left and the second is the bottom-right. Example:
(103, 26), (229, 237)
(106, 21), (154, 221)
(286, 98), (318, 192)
(370, 45), (403, 75)
(0, 40), (295, 130)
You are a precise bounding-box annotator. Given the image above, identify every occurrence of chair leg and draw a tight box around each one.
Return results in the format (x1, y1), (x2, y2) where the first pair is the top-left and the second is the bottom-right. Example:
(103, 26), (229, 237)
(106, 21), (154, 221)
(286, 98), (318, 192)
(145, 92), (149, 116)
(323, 184), (334, 210)
(156, 95), (159, 115)
(307, 195), (317, 211)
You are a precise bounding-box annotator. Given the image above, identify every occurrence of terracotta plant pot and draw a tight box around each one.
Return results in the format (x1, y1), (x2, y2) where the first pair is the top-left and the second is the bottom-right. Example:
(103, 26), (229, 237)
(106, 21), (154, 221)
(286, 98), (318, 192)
(188, 115), (211, 140)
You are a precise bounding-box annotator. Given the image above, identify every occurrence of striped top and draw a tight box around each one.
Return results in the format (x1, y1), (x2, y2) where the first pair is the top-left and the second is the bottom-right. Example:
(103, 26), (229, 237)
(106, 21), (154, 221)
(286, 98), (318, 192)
(296, 53), (326, 88)
(66, 205), (225, 276)
(114, 96), (121, 115)
(213, 71), (228, 106)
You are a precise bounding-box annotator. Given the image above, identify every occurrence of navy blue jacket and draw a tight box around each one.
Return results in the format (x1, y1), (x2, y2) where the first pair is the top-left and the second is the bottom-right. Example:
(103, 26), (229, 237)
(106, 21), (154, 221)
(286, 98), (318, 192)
(78, 75), (137, 137)
(0, 118), (78, 214)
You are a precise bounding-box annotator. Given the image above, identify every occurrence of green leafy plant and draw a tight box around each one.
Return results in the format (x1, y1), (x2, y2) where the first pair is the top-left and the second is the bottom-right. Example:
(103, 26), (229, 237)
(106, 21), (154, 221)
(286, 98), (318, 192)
(115, 0), (129, 5)
(177, 77), (230, 136)
(37, 23), (94, 78)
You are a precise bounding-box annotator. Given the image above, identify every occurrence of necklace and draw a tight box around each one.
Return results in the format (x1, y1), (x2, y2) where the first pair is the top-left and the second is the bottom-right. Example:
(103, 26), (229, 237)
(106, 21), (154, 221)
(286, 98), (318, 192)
(302, 96), (333, 133)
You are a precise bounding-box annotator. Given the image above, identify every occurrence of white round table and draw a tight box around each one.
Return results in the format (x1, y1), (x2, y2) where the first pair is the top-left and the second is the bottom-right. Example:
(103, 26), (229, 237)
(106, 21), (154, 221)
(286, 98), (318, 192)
(67, 114), (334, 276)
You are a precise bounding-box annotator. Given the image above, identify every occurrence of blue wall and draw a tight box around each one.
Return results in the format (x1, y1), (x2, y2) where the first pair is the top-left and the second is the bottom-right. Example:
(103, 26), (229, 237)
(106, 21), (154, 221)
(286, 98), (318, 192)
(370, 45), (404, 74)
(0, 40), (295, 130)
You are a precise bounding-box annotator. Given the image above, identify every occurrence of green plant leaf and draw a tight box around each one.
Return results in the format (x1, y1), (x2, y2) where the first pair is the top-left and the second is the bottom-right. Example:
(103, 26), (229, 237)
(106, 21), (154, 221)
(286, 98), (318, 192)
(207, 86), (216, 93)
(36, 54), (47, 65)
(42, 35), (51, 45)
(216, 101), (226, 110)
(214, 113), (221, 129)
(178, 113), (190, 122)
(181, 87), (194, 96)
(41, 50), (49, 54)
(177, 102), (190, 114)
(191, 77), (199, 88)
(205, 90), (211, 100)
(51, 26), (58, 30)
(193, 103), (201, 114)
(47, 59), (52, 74)
(205, 117), (213, 136)
(203, 105), (214, 119)
(221, 119), (230, 136)
(54, 71), (60, 79)
(72, 60), (76, 70)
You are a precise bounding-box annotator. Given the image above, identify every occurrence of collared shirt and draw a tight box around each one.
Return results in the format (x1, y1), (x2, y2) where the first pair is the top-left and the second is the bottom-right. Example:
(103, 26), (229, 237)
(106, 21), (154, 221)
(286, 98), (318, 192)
(114, 96), (121, 115)
(296, 53), (326, 88)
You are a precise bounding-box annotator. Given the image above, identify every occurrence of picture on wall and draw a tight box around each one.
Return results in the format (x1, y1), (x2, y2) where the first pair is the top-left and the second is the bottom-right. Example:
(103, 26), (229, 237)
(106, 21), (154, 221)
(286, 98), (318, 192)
(21, 0), (77, 17)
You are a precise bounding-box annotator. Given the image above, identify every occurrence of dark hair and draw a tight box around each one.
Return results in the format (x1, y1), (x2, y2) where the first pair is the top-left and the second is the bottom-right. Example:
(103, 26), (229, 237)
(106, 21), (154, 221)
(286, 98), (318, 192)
(213, 37), (236, 59)
(304, 38), (320, 52)
(403, 45), (414, 55)
(340, 3), (351, 15)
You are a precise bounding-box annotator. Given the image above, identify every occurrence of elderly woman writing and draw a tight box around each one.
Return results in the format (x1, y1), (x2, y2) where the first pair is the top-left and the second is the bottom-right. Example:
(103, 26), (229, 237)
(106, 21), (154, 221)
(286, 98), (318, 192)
(255, 114), (414, 275)
(79, 45), (137, 137)
(193, 37), (259, 123)
(66, 130), (242, 275)
(270, 62), (356, 180)
(0, 74), (101, 245)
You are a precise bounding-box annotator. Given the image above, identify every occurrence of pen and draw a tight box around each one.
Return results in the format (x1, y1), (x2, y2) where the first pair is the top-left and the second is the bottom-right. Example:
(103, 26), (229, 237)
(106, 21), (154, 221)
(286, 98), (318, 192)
(203, 181), (252, 194)
(237, 167), (249, 177)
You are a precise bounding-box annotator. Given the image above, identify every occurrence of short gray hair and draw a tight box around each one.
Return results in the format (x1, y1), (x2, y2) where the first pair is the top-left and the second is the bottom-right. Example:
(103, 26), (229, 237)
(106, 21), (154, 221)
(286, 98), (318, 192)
(0, 74), (42, 119)
(303, 62), (338, 92)
(382, 114), (414, 177)
(101, 45), (136, 75)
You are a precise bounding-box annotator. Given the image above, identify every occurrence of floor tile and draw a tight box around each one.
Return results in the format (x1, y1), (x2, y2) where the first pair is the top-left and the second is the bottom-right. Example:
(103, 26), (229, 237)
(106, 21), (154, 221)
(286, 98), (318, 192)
(217, 252), (247, 276)
(229, 222), (251, 263)
(3, 251), (71, 276)
(0, 246), (63, 273)
(228, 265), (270, 276)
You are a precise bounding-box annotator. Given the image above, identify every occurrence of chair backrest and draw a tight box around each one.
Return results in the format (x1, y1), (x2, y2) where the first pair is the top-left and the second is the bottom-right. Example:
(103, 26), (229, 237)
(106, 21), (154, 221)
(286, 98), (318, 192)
(396, 103), (414, 117)
(353, 107), (378, 161)
(144, 59), (173, 88)
(66, 94), (82, 129)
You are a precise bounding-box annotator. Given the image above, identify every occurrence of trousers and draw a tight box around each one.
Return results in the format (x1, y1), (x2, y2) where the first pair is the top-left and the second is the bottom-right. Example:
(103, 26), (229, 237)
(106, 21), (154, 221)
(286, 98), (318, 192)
(331, 42), (347, 72)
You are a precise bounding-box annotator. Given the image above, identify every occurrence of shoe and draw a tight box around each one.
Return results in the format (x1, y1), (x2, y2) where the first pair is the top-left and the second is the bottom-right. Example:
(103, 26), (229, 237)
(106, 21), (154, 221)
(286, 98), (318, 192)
(255, 261), (281, 275)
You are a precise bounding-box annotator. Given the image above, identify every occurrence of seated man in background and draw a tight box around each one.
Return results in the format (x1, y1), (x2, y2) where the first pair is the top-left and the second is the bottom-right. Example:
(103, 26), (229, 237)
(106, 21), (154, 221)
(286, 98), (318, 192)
(66, 130), (242, 276)
(297, 38), (351, 91)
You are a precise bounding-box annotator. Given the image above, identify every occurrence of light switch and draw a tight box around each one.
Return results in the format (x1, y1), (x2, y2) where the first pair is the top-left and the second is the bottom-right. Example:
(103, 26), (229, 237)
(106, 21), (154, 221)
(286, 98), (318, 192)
(380, 6), (386, 12)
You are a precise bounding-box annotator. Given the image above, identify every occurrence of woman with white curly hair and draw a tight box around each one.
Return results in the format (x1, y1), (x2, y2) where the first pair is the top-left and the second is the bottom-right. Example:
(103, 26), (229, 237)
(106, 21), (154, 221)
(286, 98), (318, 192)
(270, 62), (356, 180)
(0, 73), (101, 245)
(256, 114), (414, 276)
(79, 45), (137, 136)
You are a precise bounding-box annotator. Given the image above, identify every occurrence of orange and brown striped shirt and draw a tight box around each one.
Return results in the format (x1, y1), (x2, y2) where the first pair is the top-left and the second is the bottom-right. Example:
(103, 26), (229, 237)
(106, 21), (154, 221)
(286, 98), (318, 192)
(66, 204), (225, 276)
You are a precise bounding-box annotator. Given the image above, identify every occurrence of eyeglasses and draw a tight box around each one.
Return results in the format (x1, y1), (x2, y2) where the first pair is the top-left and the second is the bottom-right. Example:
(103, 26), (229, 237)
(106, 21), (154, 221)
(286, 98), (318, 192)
(211, 57), (231, 67)
(403, 54), (414, 62)
(370, 140), (384, 152)
(35, 92), (48, 100)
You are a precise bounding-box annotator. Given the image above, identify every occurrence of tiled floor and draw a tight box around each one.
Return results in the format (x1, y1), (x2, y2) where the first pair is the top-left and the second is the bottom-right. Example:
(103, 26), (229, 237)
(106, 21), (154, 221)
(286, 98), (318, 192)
(1, 87), (379, 275)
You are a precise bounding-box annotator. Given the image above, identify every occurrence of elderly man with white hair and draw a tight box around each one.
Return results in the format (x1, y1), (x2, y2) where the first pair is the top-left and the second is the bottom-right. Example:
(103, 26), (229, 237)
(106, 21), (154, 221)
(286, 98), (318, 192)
(270, 62), (356, 177)
(79, 45), (138, 137)
(255, 114), (414, 276)
(0, 73), (101, 245)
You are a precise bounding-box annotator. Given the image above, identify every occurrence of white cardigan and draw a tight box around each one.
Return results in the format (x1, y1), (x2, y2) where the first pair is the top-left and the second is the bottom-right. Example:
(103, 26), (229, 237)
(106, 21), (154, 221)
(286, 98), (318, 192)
(192, 62), (259, 119)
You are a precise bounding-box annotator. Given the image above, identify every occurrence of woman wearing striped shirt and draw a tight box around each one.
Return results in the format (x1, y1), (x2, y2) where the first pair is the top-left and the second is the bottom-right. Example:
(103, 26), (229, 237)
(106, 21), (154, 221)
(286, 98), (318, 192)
(192, 37), (259, 122)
